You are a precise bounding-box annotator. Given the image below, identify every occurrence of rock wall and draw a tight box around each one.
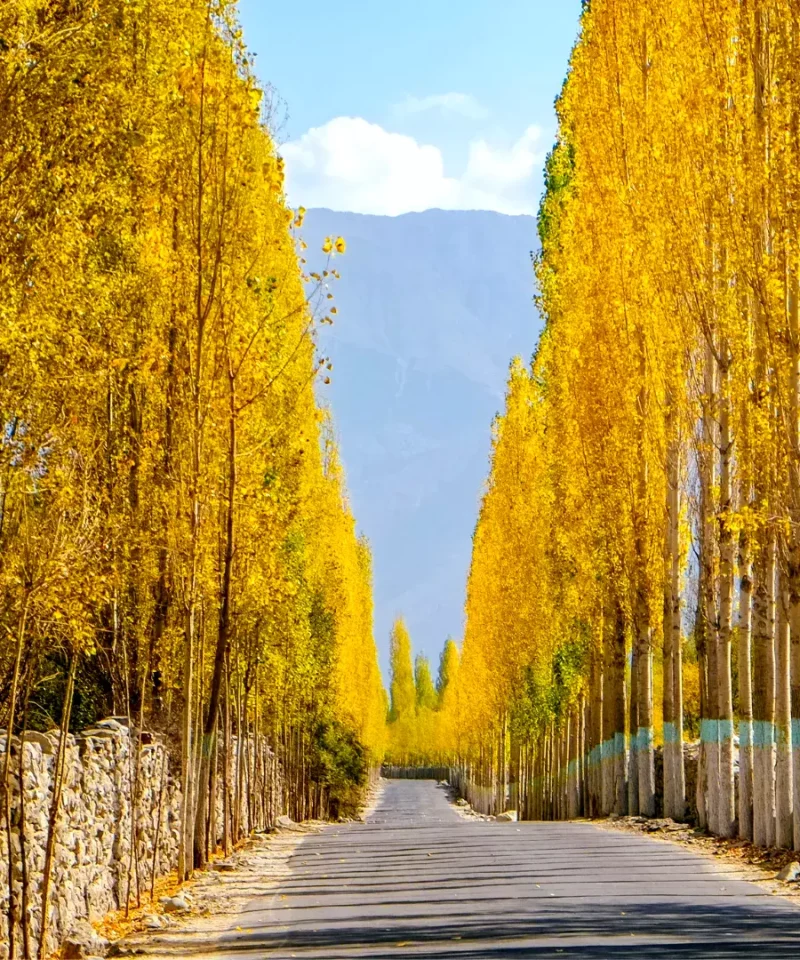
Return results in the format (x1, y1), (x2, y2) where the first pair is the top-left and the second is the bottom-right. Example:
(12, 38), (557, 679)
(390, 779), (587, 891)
(0, 718), (281, 958)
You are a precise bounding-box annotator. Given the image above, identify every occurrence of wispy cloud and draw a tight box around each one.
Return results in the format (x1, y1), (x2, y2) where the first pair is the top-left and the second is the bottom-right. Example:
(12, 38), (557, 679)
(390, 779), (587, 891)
(393, 92), (489, 120)
(280, 117), (544, 216)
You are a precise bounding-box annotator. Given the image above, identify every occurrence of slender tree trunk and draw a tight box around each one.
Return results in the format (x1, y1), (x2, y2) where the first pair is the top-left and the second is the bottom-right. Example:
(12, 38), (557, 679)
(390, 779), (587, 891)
(628, 640), (639, 816)
(749, 0), (777, 855)
(635, 338), (655, 818)
(590, 641), (603, 816)
(601, 612), (615, 816)
(738, 478), (755, 840)
(775, 563), (793, 848)
(695, 584), (708, 830)
(792, 586), (800, 851)
(37, 659), (76, 960)
(3, 600), (28, 960)
(717, 350), (736, 838)
(612, 608), (628, 816)
(752, 530), (777, 847)
(663, 419), (685, 820)
(636, 623), (655, 818)
(193, 371), (236, 867)
(18, 682), (32, 960)
(223, 657), (231, 856)
(701, 336), (720, 835)
(786, 254), (800, 851)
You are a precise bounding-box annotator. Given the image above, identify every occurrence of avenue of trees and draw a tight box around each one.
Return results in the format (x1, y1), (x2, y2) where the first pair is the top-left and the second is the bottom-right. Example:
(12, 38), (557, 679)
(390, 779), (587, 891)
(0, 0), (386, 944)
(392, 0), (800, 852)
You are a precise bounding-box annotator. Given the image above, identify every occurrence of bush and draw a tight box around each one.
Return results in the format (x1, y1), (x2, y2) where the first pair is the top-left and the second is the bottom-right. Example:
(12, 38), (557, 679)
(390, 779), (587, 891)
(310, 719), (368, 819)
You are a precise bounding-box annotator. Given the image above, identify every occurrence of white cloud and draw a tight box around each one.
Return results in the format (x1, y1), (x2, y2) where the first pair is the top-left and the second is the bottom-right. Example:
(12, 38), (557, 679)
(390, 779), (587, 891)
(393, 92), (489, 120)
(280, 117), (544, 217)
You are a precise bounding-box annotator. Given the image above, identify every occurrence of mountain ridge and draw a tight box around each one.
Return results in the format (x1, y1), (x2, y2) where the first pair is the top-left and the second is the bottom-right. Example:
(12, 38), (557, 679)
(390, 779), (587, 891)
(299, 208), (542, 675)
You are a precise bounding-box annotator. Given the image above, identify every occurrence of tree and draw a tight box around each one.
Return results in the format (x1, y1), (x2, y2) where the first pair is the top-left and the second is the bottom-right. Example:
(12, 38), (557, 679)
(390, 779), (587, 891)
(415, 656), (438, 711)
(387, 619), (417, 763)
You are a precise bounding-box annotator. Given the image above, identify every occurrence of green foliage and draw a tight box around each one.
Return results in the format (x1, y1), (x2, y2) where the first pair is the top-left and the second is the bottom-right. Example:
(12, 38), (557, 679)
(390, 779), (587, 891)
(309, 719), (368, 819)
(414, 654), (438, 711)
(436, 638), (459, 700)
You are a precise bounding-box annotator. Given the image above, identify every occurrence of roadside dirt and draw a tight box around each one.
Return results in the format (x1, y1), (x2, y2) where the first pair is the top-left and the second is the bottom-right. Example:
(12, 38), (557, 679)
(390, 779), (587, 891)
(97, 780), (386, 957)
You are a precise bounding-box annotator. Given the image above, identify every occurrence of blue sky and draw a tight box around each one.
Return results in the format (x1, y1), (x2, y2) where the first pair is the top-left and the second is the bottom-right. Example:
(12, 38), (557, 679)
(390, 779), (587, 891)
(238, 0), (584, 215)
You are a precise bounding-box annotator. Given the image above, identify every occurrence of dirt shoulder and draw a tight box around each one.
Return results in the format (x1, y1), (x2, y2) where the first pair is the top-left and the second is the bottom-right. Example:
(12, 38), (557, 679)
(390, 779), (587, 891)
(99, 783), (385, 957)
(101, 821), (321, 957)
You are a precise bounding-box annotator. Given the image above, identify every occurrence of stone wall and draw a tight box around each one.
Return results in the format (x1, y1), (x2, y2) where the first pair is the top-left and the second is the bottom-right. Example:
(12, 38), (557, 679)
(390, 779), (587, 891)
(0, 718), (281, 958)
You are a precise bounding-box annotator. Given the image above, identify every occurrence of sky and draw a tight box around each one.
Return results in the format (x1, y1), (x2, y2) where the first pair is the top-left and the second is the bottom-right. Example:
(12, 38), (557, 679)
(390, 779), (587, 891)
(236, 0), (584, 674)
(238, 0), (584, 217)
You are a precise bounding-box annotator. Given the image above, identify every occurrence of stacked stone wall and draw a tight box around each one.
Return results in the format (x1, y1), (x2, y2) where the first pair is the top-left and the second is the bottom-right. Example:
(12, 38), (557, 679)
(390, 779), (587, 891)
(0, 718), (281, 957)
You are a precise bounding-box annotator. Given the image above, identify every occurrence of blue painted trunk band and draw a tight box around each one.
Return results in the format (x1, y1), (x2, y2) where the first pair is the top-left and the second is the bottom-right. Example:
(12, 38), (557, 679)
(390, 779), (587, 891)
(718, 719), (734, 741)
(663, 722), (680, 745)
(752, 721), (776, 747)
(700, 719), (718, 743)
(739, 721), (753, 748)
(792, 719), (800, 745)
(614, 732), (625, 757)
(636, 726), (654, 750)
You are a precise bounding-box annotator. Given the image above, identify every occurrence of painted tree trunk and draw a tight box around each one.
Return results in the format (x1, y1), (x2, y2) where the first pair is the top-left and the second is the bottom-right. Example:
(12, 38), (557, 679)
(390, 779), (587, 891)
(636, 623), (655, 818)
(792, 591), (800, 851)
(775, 572), (793, 849)
(749, 0), (777, 856)
(752, 530), (776, 848)
(717, 351), (736, 838)
(589, 647), (603, 817)
(601, 617), (616, 816)
(700, 336), (719, 835)
(568, 711), (580, 819)
(786, 245), (800, 851)
(663, 424), (685, 821)
(695, 585), (708, 831)
(612, 608), (629, 816)
(628, 641), (639, 817)
(634, 329), (654, 819)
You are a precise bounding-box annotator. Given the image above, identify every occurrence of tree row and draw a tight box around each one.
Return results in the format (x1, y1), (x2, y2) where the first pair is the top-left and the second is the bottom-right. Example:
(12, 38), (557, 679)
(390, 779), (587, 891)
(0, 4), (386, 955)
(404, 0), (800, 849)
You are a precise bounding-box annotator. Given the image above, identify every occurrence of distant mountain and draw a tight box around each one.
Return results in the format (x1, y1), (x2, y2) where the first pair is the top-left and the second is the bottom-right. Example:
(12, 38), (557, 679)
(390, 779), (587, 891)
(299, 209), (542, 677)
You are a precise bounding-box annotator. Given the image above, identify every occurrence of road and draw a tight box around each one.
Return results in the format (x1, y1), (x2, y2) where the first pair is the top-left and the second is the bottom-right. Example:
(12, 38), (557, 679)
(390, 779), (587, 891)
(140, 779), (800, 958)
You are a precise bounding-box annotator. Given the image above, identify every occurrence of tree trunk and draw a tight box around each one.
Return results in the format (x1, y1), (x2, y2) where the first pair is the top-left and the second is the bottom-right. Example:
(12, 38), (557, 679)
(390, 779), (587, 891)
(37, 659), (76, 960)
(738, 490), (755, 841)
(752, 529), (777, 848)
(601, 613), (615, 816)
(3, 600), (28, 960)
(775, 564), (793, 848)
(613, 608), (628, 816)
(701, 336), (719, 835)
(717, 350), (736, 838)
(792, 585), (800, 851)
(193, 371), (236, 868)
(663, 420), (685, 820)
(628, 641), (639, 816)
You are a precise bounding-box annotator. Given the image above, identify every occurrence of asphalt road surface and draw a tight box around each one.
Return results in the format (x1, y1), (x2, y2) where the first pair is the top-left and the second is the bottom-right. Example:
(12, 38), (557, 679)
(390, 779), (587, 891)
(152, 779), (800, 958)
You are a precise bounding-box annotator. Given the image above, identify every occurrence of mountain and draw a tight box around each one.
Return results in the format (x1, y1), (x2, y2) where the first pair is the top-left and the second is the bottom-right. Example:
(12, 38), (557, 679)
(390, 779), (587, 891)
(299, 208), (542, 676)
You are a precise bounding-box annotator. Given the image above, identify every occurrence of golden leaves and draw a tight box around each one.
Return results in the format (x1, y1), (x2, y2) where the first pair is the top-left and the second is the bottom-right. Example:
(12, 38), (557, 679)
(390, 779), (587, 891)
(0, 0), (386, 770)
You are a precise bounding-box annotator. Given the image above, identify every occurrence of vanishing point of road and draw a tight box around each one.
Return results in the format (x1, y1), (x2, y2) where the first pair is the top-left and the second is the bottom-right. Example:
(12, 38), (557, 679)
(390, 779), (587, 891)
(146, 779), (800, 958)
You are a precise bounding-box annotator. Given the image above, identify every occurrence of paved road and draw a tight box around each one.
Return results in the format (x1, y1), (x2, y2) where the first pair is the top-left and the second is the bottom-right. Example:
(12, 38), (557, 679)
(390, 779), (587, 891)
(153, 780), (800, 958)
